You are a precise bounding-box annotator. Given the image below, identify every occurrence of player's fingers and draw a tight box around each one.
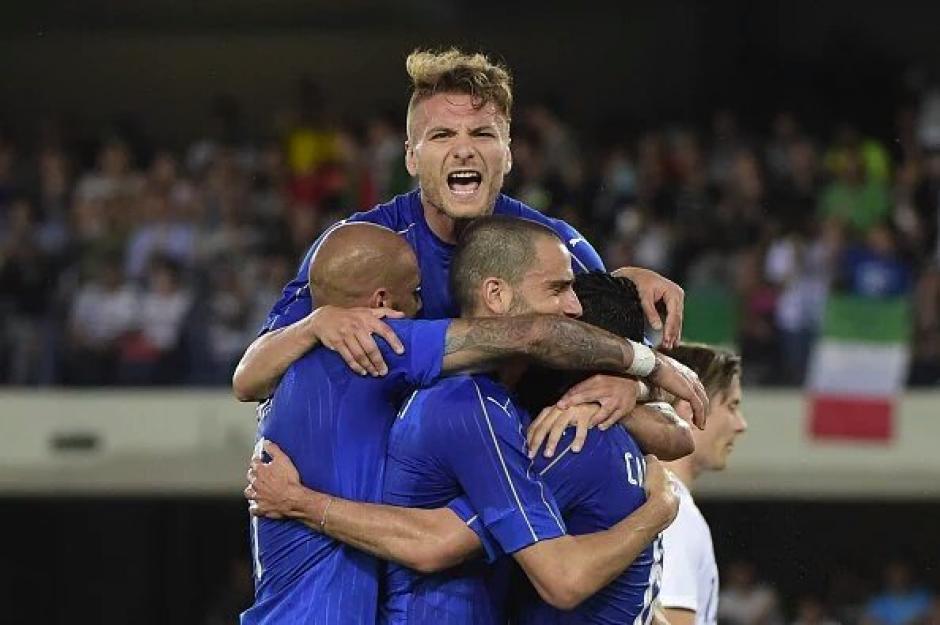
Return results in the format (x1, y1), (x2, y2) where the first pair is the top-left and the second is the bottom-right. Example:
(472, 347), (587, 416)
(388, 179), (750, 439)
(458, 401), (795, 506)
(593, 399), (618, 431)
(368, 315), (404, 356)
(555, 377), (601, 409)
(661, 290), (684, 349)
(543, 414), (569, 458)
(598, 404), (624, 431)
(350, 332), (385, 377)
(526, 406), (558, 458)
(344, 332), (379, 376)
(262, 440), (284, 459)
(639, 290), (664, 333)
(371, 307), (406, 320)
(334, 342), (368, 376)
(691, 381), (708, 429)
(571, 414), (590, 453)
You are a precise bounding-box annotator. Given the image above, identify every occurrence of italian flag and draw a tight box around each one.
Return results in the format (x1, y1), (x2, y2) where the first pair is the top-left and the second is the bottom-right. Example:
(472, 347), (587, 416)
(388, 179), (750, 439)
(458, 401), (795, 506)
(807, 296), (911, 442)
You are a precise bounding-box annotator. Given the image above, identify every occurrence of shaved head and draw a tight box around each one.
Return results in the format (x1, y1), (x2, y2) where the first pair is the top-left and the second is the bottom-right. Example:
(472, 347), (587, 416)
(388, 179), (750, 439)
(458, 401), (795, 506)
(308, 223), (421, 314)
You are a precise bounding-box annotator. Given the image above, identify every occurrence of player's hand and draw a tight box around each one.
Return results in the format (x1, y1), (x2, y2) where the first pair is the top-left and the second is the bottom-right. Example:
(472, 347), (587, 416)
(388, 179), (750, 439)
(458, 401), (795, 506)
(646, 354), (708, 429)
(245, 439), (301, 519)
(642, 455), (680, 526)
(610, 267), (684, 349)
(526, 403), (603, 459)
(555, 375), (641, 431)
(309, 305), (405, 377)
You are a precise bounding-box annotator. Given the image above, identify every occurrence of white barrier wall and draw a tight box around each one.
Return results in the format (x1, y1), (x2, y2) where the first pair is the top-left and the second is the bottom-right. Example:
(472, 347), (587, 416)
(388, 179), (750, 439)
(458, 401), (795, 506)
(0, 390), (937, 498)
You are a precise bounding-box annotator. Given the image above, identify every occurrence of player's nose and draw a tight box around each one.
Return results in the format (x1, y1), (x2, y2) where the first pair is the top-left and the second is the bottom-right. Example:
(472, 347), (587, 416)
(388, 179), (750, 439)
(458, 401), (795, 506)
(562, 292), (583, 318)
(451, 135), (475, 160)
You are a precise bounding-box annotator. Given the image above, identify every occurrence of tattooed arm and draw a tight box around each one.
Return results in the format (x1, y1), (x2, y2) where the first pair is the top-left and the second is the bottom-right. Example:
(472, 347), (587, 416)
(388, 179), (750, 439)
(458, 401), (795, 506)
(442, 315), (708, 425)
(441, 314), (636, 374)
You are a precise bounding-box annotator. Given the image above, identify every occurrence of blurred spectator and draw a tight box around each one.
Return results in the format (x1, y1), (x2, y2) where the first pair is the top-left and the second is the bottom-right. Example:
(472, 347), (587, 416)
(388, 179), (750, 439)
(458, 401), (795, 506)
(0, 198), (56, 384)
(861, 561), (932, 625)
(840, 223), (913, 298)
(819, 148), (891, 235)
(923, 597), (940, 625)
(117, 257), (192, 384)
(63, 255), (136, 385)
(718, 560), (785, 625)
(203, 262), (253, 384)
(792, 596), (843, 625)
(824, 125), (891, 185)
(1, 92), (938, 387)
(125, 193), (197, 281)
(764, 221), (841, 383)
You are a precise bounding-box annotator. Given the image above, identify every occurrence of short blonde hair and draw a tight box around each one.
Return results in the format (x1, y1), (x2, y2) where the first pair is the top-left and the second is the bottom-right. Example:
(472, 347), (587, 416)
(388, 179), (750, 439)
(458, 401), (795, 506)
(405, 48), (513, 138)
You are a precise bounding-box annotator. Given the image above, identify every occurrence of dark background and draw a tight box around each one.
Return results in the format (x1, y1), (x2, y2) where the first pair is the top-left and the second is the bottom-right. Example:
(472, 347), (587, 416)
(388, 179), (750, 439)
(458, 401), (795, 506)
(0, 498), (936, 624)
(1, 1), (938, 145)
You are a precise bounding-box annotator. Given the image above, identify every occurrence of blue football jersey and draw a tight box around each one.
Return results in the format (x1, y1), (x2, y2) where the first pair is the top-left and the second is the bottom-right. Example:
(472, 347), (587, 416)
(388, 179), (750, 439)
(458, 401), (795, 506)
(241, 318), (450, 625)
(381, 374), (567, 625)
(512, 424), (663, 625)
(262, 189), (605, 331)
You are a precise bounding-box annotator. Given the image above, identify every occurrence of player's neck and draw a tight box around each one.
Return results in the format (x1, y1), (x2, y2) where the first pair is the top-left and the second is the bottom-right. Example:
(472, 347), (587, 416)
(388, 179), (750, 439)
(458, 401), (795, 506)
(419, 194), (477, 245)
(421, 196), (460, 244)
(666, 456), (698, 491)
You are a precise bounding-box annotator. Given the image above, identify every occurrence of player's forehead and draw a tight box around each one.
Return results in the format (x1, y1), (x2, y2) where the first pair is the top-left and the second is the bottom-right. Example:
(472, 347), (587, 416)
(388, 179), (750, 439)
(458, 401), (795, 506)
(523, 236), (574, 285)
(412, 92), (504, 134)
(717, 374), (743, 405)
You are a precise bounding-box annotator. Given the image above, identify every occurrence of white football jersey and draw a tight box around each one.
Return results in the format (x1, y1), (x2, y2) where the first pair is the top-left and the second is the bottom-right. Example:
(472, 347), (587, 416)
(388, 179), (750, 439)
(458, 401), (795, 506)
(659, 479), (719, 625)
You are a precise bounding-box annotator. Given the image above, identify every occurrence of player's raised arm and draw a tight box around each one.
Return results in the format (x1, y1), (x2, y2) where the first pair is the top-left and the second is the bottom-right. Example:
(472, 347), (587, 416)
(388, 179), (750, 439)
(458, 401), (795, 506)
(611, 266), (685, 349)
(233, 306), (405, 401)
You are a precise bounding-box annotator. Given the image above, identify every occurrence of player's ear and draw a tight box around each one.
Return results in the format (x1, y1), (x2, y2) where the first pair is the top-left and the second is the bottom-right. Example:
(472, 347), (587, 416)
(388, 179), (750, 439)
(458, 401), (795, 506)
(503, 145), (512, 175)
(370, 288), (389, 310)
(405, 140), (418, 177)
(480, 277), (511, 315)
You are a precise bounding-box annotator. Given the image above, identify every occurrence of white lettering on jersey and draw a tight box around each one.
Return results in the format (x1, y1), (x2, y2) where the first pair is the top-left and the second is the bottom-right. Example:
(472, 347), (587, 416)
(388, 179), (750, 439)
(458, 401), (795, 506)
(625, 452), (647, 486)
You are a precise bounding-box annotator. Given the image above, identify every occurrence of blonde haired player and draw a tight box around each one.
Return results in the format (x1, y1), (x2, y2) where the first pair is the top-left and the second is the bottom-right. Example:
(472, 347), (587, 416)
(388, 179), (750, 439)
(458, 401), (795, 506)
(658, 344), (748, 625)
(233, 48), (686, 431)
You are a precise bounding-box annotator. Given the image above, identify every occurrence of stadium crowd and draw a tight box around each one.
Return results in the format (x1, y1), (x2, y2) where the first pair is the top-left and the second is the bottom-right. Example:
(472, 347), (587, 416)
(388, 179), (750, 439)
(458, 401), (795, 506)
(1, 82), (940, 387)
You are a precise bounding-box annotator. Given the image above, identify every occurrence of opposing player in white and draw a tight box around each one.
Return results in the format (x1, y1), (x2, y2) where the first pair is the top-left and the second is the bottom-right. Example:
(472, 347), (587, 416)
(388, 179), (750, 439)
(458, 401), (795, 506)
(657, 344), (748, 625)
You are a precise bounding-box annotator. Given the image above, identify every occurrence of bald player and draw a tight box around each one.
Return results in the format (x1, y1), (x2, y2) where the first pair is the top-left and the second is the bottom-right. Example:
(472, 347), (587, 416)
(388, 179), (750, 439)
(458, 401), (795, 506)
(242, 222), (703, 625)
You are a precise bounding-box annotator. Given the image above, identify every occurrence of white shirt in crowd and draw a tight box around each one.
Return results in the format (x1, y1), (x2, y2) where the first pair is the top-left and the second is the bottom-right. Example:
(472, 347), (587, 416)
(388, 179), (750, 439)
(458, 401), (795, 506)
(70, 284), (137, 344)
(659, 479), (720, 625)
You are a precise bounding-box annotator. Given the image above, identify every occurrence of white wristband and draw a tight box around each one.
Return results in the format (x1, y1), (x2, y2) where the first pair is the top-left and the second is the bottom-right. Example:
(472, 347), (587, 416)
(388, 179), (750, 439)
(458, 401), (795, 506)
(627, 341), (657, 377)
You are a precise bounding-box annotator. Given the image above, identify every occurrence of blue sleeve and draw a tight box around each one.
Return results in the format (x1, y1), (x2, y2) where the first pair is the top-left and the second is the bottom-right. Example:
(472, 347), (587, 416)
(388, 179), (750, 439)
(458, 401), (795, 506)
(380, 319), (452, 387)
(430, 382), (566, 556)
(260, 208), (398, 334)
(548, 218), (606, 273)
(446, 496), (502, 564)
(511, 205), (605, 273)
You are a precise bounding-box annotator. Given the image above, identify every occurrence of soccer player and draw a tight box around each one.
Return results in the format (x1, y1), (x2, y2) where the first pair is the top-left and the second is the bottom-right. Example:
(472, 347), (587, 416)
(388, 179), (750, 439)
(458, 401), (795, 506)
(657, 345), (748, 625)
(508, 271), (692, 625)
(232, 48), (686, 426)
(247, 217), (700, 623)
(241, 220), (703, 624)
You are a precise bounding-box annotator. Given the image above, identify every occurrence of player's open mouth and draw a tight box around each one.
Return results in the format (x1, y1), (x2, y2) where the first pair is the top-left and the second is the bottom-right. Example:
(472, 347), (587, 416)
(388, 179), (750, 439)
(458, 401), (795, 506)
(446, 170), (482, 196)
